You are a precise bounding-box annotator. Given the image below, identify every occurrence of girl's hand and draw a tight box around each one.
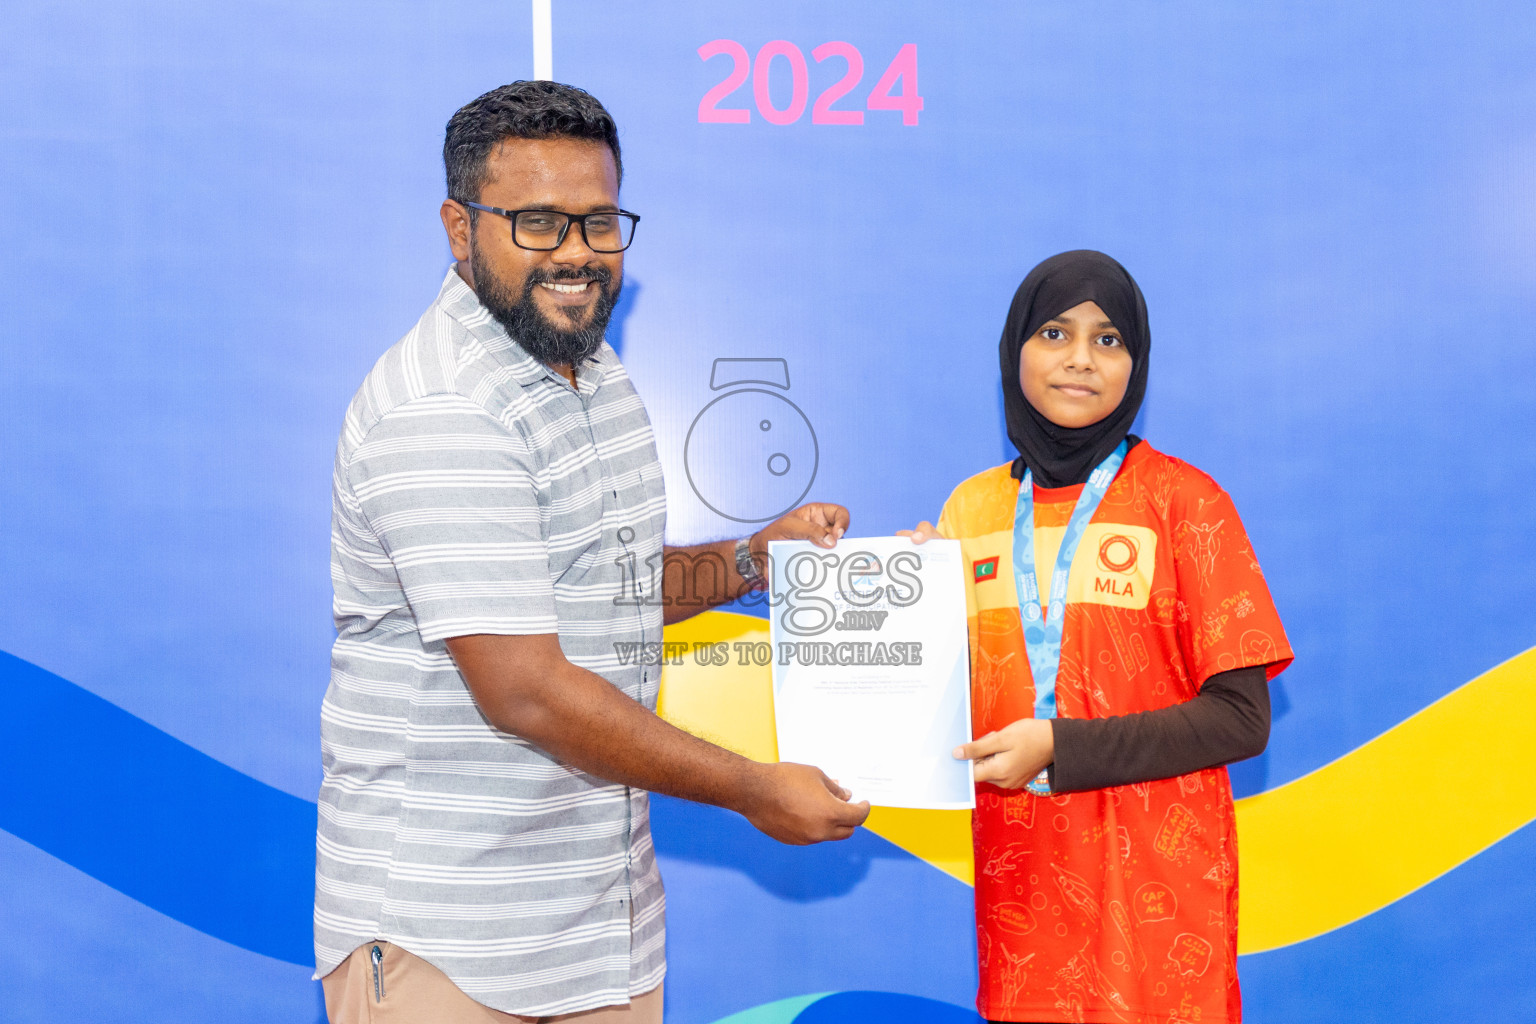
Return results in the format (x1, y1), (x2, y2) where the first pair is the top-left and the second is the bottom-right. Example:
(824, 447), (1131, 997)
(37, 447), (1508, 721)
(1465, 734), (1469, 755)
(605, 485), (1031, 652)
(954, 719), (1056, 789)
(897, 521), (944, 545)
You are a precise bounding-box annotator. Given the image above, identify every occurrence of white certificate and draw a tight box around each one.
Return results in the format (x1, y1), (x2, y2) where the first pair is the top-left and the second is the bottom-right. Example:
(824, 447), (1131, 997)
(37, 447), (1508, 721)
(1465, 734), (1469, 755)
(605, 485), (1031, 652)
(768, 536), (975, 810)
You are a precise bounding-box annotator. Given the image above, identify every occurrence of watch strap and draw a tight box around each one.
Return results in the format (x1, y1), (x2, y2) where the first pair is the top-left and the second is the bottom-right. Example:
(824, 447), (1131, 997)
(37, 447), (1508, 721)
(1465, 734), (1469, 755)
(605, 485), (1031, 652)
(734, 536), (766, 589)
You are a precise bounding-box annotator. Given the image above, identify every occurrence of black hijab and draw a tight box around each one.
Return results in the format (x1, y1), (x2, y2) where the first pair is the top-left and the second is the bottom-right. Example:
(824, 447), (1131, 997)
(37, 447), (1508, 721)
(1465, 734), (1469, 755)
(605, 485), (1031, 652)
(1000, 250), (1150, 487)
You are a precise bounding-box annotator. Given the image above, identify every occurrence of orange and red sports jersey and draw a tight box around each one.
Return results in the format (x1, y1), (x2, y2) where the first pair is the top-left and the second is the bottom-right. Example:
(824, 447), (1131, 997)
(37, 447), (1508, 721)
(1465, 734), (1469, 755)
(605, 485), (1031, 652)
(936, 442), (1292, 1024)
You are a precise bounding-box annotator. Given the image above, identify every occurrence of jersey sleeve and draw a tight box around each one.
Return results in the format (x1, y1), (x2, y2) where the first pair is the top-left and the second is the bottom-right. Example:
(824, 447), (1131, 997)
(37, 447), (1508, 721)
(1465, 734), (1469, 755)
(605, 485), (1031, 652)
(936, 497), (958, 541)
(1169, 476), (1293, 687)
(344, 394), (559, 644)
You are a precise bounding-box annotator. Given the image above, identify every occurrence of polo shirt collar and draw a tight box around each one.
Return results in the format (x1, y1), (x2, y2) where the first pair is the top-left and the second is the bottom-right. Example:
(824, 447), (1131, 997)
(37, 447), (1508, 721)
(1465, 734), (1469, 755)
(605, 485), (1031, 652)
(435, 267), (613, 395)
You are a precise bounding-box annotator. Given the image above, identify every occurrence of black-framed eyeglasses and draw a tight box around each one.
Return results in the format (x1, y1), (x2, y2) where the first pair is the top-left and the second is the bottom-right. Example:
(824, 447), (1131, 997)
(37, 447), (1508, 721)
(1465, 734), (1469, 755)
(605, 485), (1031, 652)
(462, 202), (641, 253)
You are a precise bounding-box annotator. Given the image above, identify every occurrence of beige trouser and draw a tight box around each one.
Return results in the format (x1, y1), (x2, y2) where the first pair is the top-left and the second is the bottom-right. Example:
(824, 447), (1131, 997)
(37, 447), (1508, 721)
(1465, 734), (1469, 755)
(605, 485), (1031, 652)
(322, 941), (663, 1024)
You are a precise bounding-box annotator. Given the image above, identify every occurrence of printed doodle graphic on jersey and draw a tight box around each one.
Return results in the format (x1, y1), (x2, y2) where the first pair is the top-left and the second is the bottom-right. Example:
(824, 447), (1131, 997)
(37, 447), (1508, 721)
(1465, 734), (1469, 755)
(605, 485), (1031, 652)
(1154, 803), (1203, 863)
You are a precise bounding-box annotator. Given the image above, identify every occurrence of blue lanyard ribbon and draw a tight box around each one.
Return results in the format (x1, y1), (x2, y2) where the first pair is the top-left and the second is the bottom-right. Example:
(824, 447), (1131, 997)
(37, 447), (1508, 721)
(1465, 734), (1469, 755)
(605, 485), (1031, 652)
(1011, 440), (1128, 794)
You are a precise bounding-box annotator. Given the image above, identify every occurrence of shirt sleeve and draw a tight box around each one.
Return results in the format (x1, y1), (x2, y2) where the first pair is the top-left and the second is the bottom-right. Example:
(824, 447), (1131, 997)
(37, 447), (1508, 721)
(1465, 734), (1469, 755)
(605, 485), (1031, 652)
(1049, 664), (1270, 792)
(1169, 479), (1294, 687)
(345, 394), (559, 644)
(936, 493), (980, 628)
(935, 500), (957, 540)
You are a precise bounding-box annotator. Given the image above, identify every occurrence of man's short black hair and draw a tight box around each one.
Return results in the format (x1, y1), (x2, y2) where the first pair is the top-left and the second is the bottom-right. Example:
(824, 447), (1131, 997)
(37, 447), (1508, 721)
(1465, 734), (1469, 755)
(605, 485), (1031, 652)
(444, 81), (622, 205)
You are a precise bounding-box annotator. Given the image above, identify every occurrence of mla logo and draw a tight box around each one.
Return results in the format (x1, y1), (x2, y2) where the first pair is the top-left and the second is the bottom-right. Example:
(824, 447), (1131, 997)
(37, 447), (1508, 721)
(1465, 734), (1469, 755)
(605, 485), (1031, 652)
(1080, 526), (1155, 608)
(1097, 534), (1139, 574)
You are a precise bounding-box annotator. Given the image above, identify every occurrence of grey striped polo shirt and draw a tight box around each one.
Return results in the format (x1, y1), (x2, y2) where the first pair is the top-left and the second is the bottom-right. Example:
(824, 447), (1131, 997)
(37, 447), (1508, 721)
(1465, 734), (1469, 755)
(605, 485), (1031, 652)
(314, 269), (667, 1016)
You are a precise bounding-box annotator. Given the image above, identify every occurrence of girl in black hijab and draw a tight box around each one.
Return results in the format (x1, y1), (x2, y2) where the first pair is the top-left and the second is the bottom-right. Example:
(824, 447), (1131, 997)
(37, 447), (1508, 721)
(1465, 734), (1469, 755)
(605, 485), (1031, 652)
(904, 250), (1293, 1024)
(1000, 249), (1149, 487)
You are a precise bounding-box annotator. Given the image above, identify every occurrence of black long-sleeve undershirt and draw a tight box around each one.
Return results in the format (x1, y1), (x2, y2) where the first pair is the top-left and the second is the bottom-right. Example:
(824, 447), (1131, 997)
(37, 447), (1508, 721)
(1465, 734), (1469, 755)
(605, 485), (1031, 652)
(1047, 664), (1271, 793)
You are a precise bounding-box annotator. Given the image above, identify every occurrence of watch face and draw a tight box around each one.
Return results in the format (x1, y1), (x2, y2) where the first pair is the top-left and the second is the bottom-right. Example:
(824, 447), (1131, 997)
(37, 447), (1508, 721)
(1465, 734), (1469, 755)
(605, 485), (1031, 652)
(685, 387), (819, 523)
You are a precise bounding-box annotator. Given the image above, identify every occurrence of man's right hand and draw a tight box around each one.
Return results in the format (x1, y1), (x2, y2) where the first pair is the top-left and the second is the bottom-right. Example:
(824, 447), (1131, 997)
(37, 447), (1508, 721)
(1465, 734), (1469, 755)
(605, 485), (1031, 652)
(449, 632), (871, 847)
(741, 762), (871, 844)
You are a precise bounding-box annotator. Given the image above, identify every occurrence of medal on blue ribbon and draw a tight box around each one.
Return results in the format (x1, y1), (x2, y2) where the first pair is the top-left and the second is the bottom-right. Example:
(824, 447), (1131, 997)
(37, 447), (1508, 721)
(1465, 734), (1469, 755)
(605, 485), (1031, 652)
(1011, 440), (1129, 795)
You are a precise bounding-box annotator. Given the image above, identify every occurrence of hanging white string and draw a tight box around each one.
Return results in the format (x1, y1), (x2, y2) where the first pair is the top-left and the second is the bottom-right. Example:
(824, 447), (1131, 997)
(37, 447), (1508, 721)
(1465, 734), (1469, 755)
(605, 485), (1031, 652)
(531, 0), (553, 80)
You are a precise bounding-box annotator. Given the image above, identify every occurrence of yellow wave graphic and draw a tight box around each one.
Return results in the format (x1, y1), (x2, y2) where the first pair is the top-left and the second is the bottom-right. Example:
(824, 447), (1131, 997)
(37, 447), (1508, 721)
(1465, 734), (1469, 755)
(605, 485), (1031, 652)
(657, 611), (1536, 952)
(1235, 644), (1536, 952)
(655, 612), (976, 883)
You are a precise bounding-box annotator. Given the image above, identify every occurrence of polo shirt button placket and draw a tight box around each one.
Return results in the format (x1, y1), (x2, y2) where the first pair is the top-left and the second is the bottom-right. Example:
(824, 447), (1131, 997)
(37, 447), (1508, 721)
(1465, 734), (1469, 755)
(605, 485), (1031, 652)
(580, 377), (639, 967)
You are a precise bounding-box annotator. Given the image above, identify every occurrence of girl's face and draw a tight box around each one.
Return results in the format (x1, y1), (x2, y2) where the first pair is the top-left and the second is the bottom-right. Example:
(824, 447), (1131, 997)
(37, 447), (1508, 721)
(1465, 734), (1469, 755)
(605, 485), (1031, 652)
(1018, 300), (1133, 429)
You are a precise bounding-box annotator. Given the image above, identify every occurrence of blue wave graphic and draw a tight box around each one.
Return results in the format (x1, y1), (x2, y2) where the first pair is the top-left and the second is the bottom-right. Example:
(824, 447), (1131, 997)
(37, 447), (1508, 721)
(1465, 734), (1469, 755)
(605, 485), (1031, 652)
(7, 645), (1532, 1024)
(791, 992), (983, 1023)
(649, 796), (979, 1022)
(0, 652), (314, 965)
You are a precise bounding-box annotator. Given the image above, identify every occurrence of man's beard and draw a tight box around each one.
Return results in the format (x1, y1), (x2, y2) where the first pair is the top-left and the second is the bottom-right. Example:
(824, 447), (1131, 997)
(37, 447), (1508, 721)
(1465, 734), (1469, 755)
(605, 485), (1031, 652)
(469, 236), (620, 369)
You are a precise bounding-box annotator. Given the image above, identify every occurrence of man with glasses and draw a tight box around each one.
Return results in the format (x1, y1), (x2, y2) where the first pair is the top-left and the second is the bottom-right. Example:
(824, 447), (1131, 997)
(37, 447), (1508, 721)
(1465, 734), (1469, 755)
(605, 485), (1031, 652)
(313, 81), (869, 1024)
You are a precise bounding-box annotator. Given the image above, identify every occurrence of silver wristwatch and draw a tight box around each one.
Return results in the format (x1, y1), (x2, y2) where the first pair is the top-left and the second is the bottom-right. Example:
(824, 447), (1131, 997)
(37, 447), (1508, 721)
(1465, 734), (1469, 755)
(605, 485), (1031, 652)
(734, 535), (767, 590)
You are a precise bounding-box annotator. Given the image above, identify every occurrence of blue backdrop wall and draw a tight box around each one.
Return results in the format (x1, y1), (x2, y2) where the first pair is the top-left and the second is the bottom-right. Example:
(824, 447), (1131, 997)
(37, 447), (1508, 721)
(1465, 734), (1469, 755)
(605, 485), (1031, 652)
(2, 2), (1534, 1021)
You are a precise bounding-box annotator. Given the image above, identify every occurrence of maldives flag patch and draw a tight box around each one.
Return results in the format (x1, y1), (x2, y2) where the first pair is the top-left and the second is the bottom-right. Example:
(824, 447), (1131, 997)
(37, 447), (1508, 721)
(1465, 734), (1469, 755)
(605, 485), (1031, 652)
(973, 556), (999, 582)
